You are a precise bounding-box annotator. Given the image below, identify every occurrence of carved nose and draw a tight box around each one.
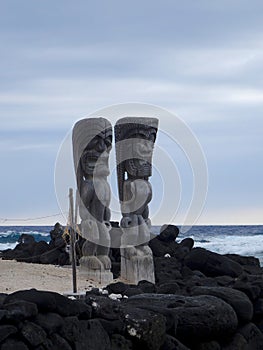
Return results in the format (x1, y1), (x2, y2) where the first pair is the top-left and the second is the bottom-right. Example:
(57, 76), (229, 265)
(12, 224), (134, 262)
(97, 139), (107, 152)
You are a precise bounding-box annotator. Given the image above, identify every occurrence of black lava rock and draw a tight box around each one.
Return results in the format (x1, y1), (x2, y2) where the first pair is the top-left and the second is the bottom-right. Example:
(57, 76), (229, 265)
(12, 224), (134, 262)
(159, 225), (180, 241)
(184, 248), (243, 278)
(138, 280), (157, 293)
(160, 334), (190, 350)
(233, 280), (261, 301)
(225, 254), (261, 267)
(0, 309), (6, 322)
(21, 321), (47, 347)
(31, 241), (50, 263)
(0, 338), (29, 350)
(34, 312), (64, 335)
(0, 293), (7, 306)
(4, 289), (91, 317)
(154, 257), (182, 285)
(4, 299), (38, 321)
(253, 298), (263, 317)
(121, 306), (166, 350)
(0, 324), (17, 343)
(39, 249), (61, 265)
(106, 281), (128, 295)
(123, 287), (144, 297)
(1, 223), (70, 266)
(191, 286), (253, 324)
(86, 295), (121, 321)
(126, 294), (238, 345)
(222, 323), (263, 349)
(97, 318), (124, 336)
(49, 333), (72, 350)
(111, 334), (133, 350)
(149, 225), (180, 258)
(59, 317), (111, 350)
(4, 289), (56, 312)
(196, 341), (221, 350)
(179, 238), (194, 251)
(157, 282), (181, 294)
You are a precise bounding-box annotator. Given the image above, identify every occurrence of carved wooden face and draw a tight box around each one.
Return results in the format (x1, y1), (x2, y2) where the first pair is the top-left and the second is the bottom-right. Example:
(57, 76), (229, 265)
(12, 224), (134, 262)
(133, 131), (155, 158)
(125, 127), (157, 177)
(80, 132), (112, 176)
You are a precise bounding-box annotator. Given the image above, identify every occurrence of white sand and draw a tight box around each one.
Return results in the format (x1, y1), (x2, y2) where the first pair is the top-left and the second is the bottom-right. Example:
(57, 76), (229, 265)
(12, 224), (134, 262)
(0, 258), (113, 294)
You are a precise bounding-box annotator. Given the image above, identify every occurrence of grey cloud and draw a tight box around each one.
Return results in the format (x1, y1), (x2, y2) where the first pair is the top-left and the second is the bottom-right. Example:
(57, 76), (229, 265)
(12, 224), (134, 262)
(0, 0), (262, 224)
(1, 0), (262, 48)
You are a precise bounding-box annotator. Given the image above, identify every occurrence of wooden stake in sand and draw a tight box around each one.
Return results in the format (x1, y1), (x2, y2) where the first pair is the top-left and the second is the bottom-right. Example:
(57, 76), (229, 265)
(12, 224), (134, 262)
(69, 188), (77, 293)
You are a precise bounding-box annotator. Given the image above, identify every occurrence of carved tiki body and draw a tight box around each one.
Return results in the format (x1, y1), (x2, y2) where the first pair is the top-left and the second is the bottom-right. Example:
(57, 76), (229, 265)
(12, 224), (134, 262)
(72, 118), (112, 271)
(115, 117), (158, 253)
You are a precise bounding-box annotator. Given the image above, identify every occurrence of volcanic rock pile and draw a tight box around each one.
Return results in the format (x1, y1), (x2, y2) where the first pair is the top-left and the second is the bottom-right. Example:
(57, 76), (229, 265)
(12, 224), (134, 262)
(0, 223), (70, 266)
(1, 224), (263, 349)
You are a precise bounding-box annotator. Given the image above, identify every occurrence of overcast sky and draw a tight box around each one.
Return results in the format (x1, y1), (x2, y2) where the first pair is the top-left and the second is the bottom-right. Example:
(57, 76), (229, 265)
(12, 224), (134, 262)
(0, 0), (262, 226)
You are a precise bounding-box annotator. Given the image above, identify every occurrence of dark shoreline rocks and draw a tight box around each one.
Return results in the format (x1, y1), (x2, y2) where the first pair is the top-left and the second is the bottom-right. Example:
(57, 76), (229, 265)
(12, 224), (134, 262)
(1, 224), (263, 349)
(0, 223), (70, 266)
(184, 248), (243, 278)
(1, 281), (263, 350)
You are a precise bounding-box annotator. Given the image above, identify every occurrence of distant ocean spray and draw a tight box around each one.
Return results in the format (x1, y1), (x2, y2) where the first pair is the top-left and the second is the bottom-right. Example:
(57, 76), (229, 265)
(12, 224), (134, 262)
(0, 225), (263, 265)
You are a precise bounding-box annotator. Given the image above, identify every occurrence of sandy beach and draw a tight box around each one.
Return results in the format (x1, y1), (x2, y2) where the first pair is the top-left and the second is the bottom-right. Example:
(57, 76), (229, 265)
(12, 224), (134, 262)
(0, 258), (108, 294)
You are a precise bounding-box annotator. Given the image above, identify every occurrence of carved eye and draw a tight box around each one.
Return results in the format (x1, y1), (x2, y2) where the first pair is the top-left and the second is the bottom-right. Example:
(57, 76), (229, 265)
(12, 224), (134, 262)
(137, 133), (146, 139)
(85, 136), (99, 150)
(149, 133), (156, 142)
(105, 136), (112, 149)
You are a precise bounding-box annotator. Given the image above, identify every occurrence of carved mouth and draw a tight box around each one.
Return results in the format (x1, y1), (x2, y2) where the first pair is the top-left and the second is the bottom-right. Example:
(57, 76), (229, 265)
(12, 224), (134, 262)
(126, 158), (152, 177)
(138, 159), (147, 166)
(135, 143), (153, 158)
(86, 156), (99, 168)
(81, 152), (109, 175)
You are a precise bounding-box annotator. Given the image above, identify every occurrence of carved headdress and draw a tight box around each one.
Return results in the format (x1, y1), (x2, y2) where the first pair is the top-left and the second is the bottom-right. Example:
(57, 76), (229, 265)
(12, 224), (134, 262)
(115, 117), (158, 202)
(72, 117), (112, 187)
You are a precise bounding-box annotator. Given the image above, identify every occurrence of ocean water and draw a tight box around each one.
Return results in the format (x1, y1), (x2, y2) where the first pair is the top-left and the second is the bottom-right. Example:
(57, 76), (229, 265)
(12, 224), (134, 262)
(0, 225), (263, 265)
(0, 226), (52, 251)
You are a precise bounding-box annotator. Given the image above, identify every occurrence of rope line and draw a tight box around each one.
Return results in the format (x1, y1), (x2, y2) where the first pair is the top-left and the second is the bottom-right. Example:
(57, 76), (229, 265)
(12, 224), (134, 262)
(0, 212), (67, 224)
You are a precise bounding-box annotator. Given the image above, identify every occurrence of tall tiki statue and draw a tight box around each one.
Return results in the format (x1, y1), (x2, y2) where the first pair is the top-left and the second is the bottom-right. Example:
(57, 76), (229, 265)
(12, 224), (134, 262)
(115, 117), (158, 283)
(72, 118), (113, 284)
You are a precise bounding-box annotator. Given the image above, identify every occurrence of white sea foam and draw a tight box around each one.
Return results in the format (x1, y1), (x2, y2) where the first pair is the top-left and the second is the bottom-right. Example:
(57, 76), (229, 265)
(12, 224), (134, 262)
(193, 234), (263, 256)
(1, 225), (262, 265)
(0, 230), (49, 237)
(20, 231), (50, 236)
(0, 242), (17, 251)
(0, 231), (15, 237)
(153, 225), (263, 265)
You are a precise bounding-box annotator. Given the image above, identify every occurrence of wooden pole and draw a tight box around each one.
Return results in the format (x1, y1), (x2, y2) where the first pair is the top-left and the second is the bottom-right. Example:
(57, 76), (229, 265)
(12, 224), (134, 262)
(69, 188), (77, 293)
(74, 189), (79, 236)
